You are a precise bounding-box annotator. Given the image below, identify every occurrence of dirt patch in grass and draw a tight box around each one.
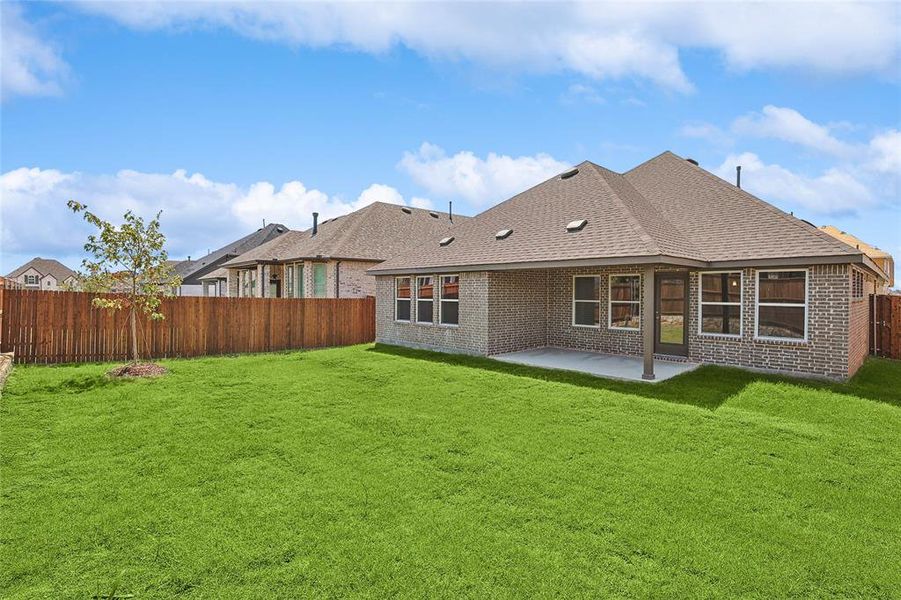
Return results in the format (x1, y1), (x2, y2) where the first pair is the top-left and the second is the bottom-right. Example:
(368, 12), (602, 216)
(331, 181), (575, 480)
(107, 362), (168, 378)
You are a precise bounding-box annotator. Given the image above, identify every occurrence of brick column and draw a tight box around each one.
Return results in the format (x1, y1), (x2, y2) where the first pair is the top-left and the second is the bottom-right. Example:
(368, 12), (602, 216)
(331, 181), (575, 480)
(256, 264), (265, 297)
(642, 265), (655, 380)
(227, 269), (238, 297)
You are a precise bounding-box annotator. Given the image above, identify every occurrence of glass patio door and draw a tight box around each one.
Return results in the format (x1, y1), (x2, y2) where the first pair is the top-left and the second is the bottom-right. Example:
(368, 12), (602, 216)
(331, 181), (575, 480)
(655, 272), (688, 356)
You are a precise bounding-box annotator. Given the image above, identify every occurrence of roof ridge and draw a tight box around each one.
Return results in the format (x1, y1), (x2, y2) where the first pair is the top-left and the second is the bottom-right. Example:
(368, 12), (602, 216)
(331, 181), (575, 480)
(623, 150), (678, 175)
(653, 153), (855, 256)
(582, 162), (662, 255)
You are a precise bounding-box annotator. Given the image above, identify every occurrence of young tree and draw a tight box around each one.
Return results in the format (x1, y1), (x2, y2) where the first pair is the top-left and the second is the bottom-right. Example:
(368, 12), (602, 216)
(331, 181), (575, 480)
(68, 201), (181, 363)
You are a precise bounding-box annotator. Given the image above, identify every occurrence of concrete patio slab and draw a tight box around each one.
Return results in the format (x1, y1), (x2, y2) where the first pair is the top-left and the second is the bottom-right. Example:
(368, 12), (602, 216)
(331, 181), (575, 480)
(491, 347), (699, 383)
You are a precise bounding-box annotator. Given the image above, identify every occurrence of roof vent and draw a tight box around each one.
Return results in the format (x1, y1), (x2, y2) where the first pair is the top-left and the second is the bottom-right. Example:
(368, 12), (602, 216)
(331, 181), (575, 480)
(429, 211), (439, 218)
(439, 236), (455, 247)
(566, 219), (588, 232)
(495, 229), (513, 240)
(401, 207), (412, 214)
(560, 168), (579, 180)
(686, 158), (699, 166)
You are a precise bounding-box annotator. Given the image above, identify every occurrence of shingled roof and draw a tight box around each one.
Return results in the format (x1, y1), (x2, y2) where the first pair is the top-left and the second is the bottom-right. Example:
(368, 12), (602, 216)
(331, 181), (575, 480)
(175, 222), (288, 283)
(371, 151), (866, 275)
(5, 257), (76, 281)
(222, 202), (465, 267)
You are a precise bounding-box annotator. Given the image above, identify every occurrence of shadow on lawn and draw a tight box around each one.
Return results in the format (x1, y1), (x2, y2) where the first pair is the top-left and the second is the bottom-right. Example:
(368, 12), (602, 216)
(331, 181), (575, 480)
(369, 344), (901, 411)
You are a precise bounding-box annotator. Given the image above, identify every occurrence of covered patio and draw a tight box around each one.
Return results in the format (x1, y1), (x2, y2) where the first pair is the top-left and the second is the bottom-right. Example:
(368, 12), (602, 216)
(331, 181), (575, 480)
(492, 347), (699, 383)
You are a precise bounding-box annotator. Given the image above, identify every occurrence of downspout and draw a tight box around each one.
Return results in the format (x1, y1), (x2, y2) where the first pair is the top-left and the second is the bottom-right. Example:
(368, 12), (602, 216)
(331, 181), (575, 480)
(335, 261), (341, 298)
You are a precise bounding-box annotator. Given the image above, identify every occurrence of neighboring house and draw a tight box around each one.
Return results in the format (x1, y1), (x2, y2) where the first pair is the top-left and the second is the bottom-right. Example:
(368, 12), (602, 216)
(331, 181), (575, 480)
(172, 223), (289, 295)
(370, 151), (882, 381)
(4, 258), (77, 291)
(819, 226), (894, 294)
(221, 202), (465, 299)
(198, 268), (228, 297)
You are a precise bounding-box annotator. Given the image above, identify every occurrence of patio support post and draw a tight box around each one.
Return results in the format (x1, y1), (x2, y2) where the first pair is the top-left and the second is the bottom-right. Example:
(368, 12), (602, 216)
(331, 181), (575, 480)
(642, 265), (655, 380)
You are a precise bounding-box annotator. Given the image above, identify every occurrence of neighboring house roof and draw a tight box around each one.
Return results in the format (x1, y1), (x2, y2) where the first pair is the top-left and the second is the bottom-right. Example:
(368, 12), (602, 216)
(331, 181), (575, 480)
(174, 223), (289, 283)
(819, 225), (893, 285)
(371, 152), (866, 274)
(818, 226), (891, 259)
(198, 267), (228, 280)
(5, 257), (76, 281)
(222, 202), (466, 268)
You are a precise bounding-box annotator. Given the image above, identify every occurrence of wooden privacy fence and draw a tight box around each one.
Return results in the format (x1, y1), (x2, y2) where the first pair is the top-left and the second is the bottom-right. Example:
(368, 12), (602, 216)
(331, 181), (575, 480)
(0, 287), (375, 364)
(871, 294), (901, 359)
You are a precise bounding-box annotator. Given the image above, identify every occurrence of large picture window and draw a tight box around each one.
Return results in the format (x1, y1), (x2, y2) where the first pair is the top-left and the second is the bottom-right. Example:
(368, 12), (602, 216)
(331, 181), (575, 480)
(572, 275), (600, 327)
(439, 275), (459, 325)
(609, 274), (640, 330)
(395, 277), (411, 321)
(294, 263), (304, 298)
(700, 272), (742, 336)
(757, 270), (807, 341)
(313, 263), (327, 297)
(416, 276), (434, 323)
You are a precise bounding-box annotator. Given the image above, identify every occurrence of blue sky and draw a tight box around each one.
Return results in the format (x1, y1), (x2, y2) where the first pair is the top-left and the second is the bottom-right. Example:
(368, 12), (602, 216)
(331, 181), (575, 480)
(2, 2), (899, 282)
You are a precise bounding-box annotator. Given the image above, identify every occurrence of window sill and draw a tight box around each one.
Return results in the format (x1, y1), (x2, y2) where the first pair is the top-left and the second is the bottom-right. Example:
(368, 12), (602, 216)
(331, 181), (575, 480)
(753, 336), (808, 345)
(608, 326), (640, 332)
(698, 333), (742, 341)
(572, 323), (601, 329)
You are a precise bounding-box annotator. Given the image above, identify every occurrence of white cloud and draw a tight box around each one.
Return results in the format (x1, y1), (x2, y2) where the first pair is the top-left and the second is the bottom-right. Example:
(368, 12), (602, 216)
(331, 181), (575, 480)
(732, 105), (851, 156)
(715, 152), (874, 214)
(868, 130), (901, 174)
(1, 3), (70, 100)
(398, 142), (570, 207)
(0, 167), (425, 270)
(69, 2), (899, 93)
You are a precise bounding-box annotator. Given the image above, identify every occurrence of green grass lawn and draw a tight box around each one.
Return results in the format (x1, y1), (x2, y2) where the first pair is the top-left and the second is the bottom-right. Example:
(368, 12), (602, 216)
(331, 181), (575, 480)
(2, 345), (900, 598)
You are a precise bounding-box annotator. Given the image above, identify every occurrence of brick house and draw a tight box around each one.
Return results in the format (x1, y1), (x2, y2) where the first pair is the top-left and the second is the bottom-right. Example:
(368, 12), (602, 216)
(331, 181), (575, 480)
(369, 152), (885, 381)
(220, 202), (466, 299)
(4, 257), (77, 291)
(172, 223), (289, 296)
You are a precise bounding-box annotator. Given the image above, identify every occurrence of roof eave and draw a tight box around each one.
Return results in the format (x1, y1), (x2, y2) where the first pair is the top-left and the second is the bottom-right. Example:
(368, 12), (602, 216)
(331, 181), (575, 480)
(370, 252), (873, 276)
(368, 254), (708, 275)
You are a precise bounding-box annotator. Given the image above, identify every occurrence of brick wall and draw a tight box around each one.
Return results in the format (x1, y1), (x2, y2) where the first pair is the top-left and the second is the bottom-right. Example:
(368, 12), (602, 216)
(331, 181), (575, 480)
(546, 266), (646, 356)
(848, 267), (873, 377)
(686, 265), (852, 380)
(487, 270), (549, 354)
(336, 260), (378, 298)
(375, 263), (857, 379)
(375, 272), (489, 355)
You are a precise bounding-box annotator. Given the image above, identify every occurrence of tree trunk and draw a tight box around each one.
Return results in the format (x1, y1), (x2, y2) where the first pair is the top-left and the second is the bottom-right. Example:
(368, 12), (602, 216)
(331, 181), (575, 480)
(130, 306), (139, 363)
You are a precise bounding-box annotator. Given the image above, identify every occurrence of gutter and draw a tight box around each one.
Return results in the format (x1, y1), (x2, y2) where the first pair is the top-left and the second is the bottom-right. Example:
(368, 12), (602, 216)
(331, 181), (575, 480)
(368, 252), (872, 276)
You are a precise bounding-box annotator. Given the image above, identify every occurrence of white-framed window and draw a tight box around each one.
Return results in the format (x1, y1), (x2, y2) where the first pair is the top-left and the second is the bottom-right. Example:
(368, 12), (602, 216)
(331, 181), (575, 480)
(395, 277), (411, 322)
(756, 269), (807, 341)
(416, 276), (434, 324)
(609, 274), (641, 330)
(284, 264), (294, 298)
(852, 269), (865, 301)
(572, 275), (600, 327)
(293, 263), (304, 298)
(24, 274), (39, 286)
(439, 275), (459, 326)
(699, 271), (742, 337)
